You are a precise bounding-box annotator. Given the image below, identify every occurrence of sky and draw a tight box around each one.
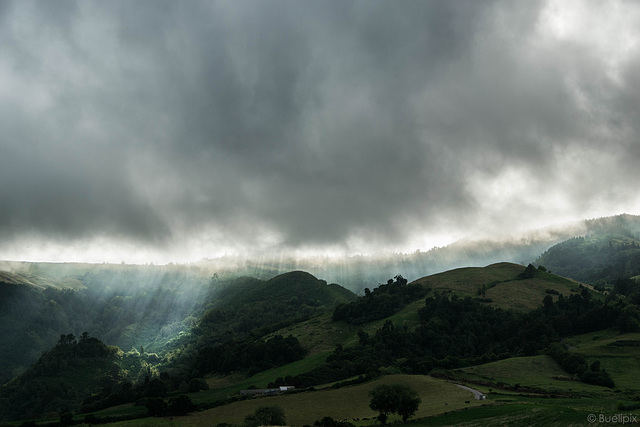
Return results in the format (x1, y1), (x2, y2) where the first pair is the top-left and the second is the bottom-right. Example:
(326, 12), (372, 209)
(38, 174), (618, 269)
(1, 0), (640, 264)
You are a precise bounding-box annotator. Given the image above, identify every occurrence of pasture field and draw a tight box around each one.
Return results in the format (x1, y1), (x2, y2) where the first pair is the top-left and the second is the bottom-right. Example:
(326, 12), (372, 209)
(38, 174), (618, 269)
(105, 375), (485, 427)
(450, 355), (612, 395)
(564, 330), (640, 391)
(446, 330), (640, 397)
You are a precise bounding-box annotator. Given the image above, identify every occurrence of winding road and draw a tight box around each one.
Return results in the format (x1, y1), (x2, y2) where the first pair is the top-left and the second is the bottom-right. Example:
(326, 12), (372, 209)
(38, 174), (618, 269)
(456, 384), (486, 400)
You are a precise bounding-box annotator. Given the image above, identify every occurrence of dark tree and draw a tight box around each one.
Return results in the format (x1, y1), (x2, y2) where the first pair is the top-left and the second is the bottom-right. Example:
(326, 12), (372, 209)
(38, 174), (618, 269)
(518, 264), (538, 279)
(167, 394), (194, 415)
(145, 397), (167, 417)
(144, 378), (168, 397)
(396, 386), (422, 422)
(369, 383), (421, 423)
(244, 406), (286, 427)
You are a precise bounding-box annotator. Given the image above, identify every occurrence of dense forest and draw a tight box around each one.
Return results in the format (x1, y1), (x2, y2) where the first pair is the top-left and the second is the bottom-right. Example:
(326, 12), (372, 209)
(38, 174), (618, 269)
(332, 275), (428, 324)
(536, 216), (640, 284)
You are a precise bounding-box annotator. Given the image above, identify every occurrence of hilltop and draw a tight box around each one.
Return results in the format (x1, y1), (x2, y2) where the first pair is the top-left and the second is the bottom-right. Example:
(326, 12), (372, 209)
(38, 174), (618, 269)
(0, 266), (84, 290)
(412, 262), (582, 311)
(213, 270), (356, 310)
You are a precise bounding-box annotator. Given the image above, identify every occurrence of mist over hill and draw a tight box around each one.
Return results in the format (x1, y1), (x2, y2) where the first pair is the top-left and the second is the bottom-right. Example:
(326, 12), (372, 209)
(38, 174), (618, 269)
(535, 214), (640, 284)
(3, 215), (639, 296)
(1, 213), (638, 384)
(1, 214), (640, 423)
(193, 214), (640, 293)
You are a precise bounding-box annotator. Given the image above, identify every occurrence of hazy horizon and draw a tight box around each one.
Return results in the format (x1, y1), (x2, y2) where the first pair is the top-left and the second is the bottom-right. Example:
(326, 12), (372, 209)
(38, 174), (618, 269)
(2, 1), (640, 264)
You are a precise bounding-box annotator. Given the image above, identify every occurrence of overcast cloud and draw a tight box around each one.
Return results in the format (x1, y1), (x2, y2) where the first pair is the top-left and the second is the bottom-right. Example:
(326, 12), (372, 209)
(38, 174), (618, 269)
(1, 0), (639, 263)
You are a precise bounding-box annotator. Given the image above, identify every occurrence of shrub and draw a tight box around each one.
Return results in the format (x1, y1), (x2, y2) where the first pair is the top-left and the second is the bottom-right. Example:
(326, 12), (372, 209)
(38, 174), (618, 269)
(244, 406), (286, 427)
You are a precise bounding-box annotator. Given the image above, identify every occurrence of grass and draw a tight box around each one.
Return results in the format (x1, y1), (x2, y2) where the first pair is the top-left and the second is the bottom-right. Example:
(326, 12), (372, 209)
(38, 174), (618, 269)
(445, 329), (640, 399)
(273, 263), (587, 365)
(91, 404), (148, 418)
(105, 375), (486, 427)
(412, 262), (580, 311)
(451, 355), (612, 395)
(410, 392), (640, 427)
(564, 330), (640, 391)
(183, 375), (485, 427)
(271, 296), (425, 356)
(268, 312), (358, 355)
(197, 351), (331, 403)
(407, 402), (588, 427)
(28, 326), (640, 426)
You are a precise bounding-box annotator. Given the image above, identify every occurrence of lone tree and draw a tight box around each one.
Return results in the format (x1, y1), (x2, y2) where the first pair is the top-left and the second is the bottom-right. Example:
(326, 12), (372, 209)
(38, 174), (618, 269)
(369, 383), (421, 423)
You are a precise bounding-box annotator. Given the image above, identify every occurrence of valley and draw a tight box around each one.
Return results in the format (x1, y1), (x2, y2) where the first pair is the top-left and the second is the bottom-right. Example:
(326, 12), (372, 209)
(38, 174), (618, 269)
(1, 215), (640, 426)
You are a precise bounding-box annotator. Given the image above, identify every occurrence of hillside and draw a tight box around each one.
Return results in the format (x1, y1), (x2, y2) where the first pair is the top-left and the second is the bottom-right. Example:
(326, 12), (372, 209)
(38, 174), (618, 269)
(195, 271), (356, 342)
(0, 266), (212, 385)
(273, 263), (594, 359)
(0, 267), (84, 290)
(213, 270), (356, 310)
(190, 215), (640, 294)
(412, 262), (582, 311)
(3, 214), (640, 425)
(0, 335), (121, 421)
(166, 272), (357, 380)
(2, 259), (639, 425)
(536, 233), (640, 285)
(179, 262), (636, 426)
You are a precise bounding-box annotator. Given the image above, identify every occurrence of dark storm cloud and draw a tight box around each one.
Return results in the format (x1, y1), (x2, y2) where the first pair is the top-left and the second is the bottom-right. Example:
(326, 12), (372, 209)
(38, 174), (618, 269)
(1, 0), (639, 261)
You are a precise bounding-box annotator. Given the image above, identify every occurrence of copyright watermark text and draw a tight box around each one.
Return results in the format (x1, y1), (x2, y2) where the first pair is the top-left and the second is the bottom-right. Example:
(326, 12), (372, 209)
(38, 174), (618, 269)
(587, 413), (639, 424)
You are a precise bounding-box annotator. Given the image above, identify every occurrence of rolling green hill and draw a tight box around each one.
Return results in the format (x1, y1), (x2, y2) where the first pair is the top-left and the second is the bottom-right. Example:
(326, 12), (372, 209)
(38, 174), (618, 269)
(412, 262), (583, 311)
(270, 263), (598, 361)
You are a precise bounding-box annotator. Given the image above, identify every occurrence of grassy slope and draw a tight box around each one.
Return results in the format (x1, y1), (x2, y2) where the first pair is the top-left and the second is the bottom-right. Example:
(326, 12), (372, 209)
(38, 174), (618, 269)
(408, 398), (615, 427)
(418, 329), (640, 426)
(271, 297), (426, 358)
(451, 355), (612, 395)
(0, 269), (84, 290)
(564, 330), (640, 391)
(275, 263), (585, 357)
(413, 262), (584, 311)
(443, 329), (640, 397)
